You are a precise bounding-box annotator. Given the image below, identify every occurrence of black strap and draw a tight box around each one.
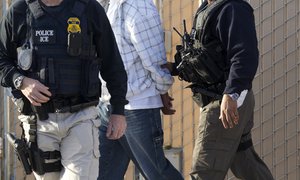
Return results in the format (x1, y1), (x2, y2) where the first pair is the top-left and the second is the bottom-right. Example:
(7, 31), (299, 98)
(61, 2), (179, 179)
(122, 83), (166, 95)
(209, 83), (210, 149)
(188, 84), (223, 100)
(43, 161), (62, 173)
(43, 150), (61, 160)
(42, 150), (62, 173)
(48, 58), (55, 86)
(198, 0), (230, 42)
(55, 100), (99, 113)
(72, 0), (90, 17)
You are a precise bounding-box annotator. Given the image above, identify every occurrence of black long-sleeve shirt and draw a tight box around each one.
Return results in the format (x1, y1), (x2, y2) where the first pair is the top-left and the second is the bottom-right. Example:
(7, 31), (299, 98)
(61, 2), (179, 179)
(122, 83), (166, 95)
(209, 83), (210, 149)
(210, 0), (259, 95)
(0, 0), (128, 115)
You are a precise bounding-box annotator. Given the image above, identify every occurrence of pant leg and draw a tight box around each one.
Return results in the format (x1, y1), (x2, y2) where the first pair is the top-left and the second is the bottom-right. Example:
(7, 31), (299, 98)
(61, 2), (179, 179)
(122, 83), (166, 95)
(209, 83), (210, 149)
(19, 107), (100, 180)
(59, 107), (100, 180)
(19, 114), (61, 180)
(190, 90), (256, 180)
(230, 134), (274, 180)
(98, 125), (130, 180)
(124, 108), (183, 180)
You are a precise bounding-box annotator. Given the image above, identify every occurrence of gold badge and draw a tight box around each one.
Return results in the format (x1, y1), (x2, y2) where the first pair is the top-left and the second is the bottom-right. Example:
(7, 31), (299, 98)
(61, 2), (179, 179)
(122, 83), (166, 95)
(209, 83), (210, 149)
(67, 17), (81, 33)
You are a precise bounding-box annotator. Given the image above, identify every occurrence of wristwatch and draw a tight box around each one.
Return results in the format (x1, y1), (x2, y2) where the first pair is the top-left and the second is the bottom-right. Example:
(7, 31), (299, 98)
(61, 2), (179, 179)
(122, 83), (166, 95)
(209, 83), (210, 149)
(14, 75), (25, 90)
(228, 93), (239, 101)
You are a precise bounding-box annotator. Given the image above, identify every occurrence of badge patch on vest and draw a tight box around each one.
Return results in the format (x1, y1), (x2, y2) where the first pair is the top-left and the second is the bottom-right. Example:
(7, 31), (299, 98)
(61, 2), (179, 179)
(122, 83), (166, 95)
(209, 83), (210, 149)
(67, 17), (82, 56)
(67, 17), (81, 33)
(33, 29), (56, 44)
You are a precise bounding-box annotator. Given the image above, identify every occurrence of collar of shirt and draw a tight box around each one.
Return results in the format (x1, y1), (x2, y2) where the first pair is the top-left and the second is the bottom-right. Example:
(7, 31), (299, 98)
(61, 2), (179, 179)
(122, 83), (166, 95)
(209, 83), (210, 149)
(107, 0), (120, 21)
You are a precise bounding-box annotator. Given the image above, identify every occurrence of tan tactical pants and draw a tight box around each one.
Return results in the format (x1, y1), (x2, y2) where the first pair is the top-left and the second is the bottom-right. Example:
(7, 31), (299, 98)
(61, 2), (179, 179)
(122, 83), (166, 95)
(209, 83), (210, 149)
(190, 90), (274, 180)
(19, 106), (101, 180)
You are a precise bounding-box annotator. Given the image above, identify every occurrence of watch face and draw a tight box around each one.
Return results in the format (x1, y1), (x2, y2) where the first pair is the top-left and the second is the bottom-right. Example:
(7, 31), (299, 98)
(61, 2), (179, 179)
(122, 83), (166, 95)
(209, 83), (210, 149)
(14, 76), (24, 89)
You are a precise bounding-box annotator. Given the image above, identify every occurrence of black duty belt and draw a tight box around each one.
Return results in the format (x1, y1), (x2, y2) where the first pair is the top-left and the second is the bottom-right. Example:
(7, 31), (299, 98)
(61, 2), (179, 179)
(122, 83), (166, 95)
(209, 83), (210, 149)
(189, 84), (223, 107)
(31, 97), (99, 121)
(46, 98), (99, 113)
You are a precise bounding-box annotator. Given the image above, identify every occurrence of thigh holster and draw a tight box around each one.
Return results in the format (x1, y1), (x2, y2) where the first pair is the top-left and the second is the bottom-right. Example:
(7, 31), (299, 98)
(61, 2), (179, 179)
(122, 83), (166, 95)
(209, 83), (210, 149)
(30, 147), (62, 175)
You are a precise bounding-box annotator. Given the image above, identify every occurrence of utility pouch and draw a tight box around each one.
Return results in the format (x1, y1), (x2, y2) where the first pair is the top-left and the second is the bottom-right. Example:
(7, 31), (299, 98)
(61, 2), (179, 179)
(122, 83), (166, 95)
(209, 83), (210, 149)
(177, 48), (225, 85)
(67, 33), (82, 56)
(81, 58), (100, 97)
(17, 46), (34, 71)
(11, 92), (33, 115)
(29, 147), (62, 175)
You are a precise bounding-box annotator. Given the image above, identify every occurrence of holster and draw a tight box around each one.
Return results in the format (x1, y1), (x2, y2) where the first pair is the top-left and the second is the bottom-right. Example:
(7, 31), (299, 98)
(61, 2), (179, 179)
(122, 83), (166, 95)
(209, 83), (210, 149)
(29, 145), (62, 175)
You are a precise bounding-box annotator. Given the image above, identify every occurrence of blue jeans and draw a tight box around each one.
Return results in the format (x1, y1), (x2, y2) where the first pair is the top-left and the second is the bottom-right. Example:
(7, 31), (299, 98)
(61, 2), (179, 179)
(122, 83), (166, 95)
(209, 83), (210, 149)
(98, 108), (183, 180)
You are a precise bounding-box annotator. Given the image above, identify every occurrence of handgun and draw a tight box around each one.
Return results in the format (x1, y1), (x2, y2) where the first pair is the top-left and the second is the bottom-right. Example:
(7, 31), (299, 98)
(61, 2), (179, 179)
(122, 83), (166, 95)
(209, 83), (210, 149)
(6, 133), (32, 175)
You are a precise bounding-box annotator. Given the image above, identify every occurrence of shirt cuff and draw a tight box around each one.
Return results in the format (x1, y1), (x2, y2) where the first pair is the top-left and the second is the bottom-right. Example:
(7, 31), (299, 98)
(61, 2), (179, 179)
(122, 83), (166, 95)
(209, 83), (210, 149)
(111, 104), (125, 115)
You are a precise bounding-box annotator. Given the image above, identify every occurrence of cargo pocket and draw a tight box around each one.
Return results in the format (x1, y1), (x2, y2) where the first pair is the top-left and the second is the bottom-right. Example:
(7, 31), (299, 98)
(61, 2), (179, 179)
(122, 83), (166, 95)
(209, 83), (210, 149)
(91, 118), (101, 158)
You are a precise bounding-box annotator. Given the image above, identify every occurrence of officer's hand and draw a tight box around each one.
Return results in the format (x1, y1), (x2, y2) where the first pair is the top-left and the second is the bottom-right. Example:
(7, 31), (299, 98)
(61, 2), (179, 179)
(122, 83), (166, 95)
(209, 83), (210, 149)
(21, 77), (52, 106)
(219, 94), (239, 129)
(160, 93), (176, 115)
(106, 114), (126, 140)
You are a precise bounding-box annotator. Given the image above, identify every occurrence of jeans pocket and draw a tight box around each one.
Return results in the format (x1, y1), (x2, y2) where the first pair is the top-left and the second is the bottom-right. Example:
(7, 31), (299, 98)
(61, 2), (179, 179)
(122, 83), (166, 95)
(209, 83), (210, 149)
(153, 129), (164, 147)
(91, 118), (101, 158)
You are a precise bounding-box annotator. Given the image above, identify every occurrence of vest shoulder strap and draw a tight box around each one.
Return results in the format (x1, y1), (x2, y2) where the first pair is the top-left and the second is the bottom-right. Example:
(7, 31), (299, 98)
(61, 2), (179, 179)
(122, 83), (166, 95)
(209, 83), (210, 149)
(25, 0), (91, 19)
(196, 0), (230, 42)
(72, 0), (90, 17)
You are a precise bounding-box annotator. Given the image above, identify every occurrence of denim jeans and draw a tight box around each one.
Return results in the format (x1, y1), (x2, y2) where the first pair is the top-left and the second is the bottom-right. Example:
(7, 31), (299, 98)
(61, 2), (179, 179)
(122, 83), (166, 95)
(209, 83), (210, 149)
(98, 108), (183, 180)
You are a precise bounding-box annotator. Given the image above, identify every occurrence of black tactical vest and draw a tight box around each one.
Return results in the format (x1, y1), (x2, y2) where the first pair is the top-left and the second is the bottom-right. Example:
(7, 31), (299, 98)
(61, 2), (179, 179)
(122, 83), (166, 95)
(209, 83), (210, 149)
(189, 0), (231, 85)
(19, 0), (100, 100)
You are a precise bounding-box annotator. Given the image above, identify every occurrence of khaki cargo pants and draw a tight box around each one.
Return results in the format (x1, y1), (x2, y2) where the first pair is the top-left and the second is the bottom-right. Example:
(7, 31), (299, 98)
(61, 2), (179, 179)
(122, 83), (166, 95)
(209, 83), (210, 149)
(19, 106), (101, 180)
(190, 90), (274, 180)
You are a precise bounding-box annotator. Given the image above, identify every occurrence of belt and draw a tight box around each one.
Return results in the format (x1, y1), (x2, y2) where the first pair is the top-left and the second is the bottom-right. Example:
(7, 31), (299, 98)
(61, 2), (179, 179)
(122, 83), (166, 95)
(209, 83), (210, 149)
(45, 98), (99, 113)
(189, 85), (223, 107)
(32, 97), (99, 121)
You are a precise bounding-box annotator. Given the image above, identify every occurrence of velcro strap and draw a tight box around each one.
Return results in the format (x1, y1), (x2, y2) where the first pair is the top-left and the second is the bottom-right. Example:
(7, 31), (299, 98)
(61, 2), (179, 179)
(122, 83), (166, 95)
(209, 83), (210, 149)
(42, 150), (61, 160)
(43, 160), (62, 173)
(72, 0), (89, 17)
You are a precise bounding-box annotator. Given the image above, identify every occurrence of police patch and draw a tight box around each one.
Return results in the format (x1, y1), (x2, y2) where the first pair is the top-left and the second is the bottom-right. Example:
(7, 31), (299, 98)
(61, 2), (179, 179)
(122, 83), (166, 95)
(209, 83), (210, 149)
(33, 29), (56, 44)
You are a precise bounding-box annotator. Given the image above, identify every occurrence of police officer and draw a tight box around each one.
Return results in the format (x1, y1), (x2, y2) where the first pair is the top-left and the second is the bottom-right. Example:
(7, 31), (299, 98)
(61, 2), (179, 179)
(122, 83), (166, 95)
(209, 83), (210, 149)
(164, 0), (274, 179)
(0, 0), (128, 179)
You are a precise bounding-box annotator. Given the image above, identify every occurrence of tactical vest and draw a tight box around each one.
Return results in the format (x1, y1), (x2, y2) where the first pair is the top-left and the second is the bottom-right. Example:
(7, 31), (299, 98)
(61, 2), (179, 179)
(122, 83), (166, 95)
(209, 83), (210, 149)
(188, 0), (231, 86)
(19, 0), (100, 100)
